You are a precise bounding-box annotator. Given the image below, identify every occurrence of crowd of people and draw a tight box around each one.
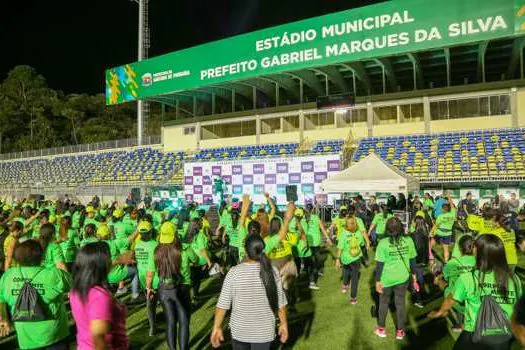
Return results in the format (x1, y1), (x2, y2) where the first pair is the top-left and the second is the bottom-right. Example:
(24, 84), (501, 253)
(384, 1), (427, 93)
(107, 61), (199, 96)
(0, 190), (524, 349)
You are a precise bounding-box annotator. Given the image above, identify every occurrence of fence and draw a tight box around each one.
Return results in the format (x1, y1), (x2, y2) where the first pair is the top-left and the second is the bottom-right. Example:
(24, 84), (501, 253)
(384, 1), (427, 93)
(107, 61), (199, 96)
(0, 136), (162, 161)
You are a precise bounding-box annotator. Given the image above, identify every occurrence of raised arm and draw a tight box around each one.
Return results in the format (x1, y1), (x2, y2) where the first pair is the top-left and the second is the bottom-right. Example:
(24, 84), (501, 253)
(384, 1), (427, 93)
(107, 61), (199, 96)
(265, 193), (276, 218)
(278, 202), (295, 241)
(239, 194), (251, 227)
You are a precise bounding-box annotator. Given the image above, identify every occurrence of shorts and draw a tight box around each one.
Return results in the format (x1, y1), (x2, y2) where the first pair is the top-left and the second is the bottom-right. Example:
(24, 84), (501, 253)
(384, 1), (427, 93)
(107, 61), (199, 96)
(435, 235), (452, 245)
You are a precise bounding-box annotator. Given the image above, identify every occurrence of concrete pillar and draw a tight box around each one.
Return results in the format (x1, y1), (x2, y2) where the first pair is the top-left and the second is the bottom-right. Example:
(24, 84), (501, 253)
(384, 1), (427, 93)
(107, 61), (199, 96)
(423, 96), (431, 133)
(367, 102), (373, 137)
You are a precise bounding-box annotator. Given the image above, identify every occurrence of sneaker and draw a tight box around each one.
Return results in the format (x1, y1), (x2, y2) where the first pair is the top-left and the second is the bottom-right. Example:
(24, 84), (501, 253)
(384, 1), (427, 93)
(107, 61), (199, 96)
(349, 298), (357, 305)
(375, 327), (387, 338)
(396, 329), (405, 340)
(309, 282), (320, 290)
(341, 285), (349, 293)
(149, 328), (155, 337)
(414, 302), (424, 309)
(318, 271), (324, 277)
(115, 287), (128, 295)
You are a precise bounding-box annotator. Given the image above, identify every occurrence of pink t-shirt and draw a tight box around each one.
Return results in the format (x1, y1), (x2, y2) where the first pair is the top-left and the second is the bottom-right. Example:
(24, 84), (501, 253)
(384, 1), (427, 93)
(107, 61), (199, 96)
(70, 286), (128, 350)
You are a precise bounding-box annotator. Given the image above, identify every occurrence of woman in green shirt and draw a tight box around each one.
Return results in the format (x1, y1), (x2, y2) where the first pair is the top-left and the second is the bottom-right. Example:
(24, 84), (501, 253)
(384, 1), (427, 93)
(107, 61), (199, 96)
(218, 209), (242, 267)
(146, 233), (198, 350)
(0, 239), (71, 350)
(368, 204), (393, 245)
(39, 223), (67, 272)
(429, 234), (522, 349)
(434, 235), (476, 332)
(375, 217), (417, 340)
(336, 217), (365, 304)
(56, 215), (79, 271)
(186, 218), (212, 299)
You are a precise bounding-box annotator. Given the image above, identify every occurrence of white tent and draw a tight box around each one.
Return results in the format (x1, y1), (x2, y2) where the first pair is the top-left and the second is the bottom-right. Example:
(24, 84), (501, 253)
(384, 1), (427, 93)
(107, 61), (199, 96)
(321, 154), (420, 194)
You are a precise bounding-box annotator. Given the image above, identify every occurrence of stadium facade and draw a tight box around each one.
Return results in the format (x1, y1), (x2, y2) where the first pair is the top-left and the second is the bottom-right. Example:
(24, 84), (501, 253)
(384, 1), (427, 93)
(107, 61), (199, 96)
(2, 0), (525, 204)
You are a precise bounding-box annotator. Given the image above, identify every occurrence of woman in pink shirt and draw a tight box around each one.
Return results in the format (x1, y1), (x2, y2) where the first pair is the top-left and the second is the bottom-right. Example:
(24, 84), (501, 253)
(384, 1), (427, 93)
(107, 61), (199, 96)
(70, 242), (129, 350)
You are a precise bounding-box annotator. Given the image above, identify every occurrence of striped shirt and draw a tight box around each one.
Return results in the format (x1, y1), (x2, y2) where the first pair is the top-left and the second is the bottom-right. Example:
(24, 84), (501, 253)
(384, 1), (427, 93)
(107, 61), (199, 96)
(217, 262), (287, 343)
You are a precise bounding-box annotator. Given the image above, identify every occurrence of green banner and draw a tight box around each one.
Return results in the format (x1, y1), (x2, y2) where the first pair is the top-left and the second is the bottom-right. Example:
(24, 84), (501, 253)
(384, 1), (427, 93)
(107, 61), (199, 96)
(480, 188), (498, 198)
(376, 192), (391, 199)
(106, 0), (524, 105)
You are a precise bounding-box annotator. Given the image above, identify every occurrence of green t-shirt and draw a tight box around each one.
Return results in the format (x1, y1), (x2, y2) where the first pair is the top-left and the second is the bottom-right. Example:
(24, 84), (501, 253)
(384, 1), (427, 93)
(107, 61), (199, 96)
(296, 237), (312, 258)
(225, 223), (242, 248)
(264, 235), (281, 255)
(80, 236), (99, 247)
(71, 211), (81, 229)
(191, 231), (209, 266)
(424, 198), (434, 209)
(152, 211), (163, 230)
(106, 238), (130, 284)
(220, 211), (232, 227)
(134, 239), (159, 288)
(83, 217), (100, 230)
(372, 213), (393, 236)
(288, 217), (308, 235)
(452, 270), (522, 332)
(147, 243), (198, 286)
(43, 242), (65, 269)
(0, 267), (71, 349)
(113, 220), (136, 251)
(375, 236), (417, 288)
(435, 209), (456, 237)
(59, 228), (80, 263)
(337, 228), (365, 265)
(443, 255), (476, 296)
(306, 214), (322, 247)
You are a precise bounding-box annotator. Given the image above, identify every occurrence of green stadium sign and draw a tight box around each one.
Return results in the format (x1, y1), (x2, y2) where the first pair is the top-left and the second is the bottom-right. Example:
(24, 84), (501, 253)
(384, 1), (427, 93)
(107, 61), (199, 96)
(106, 0), (525, 105)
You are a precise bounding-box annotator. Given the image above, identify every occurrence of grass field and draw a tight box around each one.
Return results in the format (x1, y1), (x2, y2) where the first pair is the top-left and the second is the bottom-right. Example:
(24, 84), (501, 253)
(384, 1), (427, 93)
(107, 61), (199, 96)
(125, 248), (460, 350)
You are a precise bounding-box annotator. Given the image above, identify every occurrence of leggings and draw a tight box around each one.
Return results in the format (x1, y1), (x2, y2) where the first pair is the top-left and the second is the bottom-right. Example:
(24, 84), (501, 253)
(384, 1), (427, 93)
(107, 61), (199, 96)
(342, 261), (361, 299)
(378, 282), (408, 330)
(232, 339), (272, 350)
(158, 285), (190, 350)
(310, 246), (323, 281)
(302, 256), (317, 284)
(453, 331), (511, 350)
(147, 291), (158, 332)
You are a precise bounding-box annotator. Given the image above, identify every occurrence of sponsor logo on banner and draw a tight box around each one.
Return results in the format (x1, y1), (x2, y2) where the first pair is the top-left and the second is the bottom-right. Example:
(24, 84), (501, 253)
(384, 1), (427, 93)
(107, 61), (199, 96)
(243, 175), (254, 184)
(289, 173), (301, 184)
(203, 195), (213, 203)
(193, 167), (203, 176)
(223, 175), (232, 184)
(302, 184), (314, 194)
(301, 161), (314, 172)
(194, 185), (203, 194)
(265, 174), (276, 184)
(314, 172), (328, 183)
(233, 185), (243, 194)
(203, 176), (212, 185)
(277, 163), (288, 173)
(254, 185), (264, 194)
(141, 73), (152, 87)
(184, 176), (193, 185)
(277, 185), (287, 194)
(327, 160), (341, 171)
(232, 165), (243, 175)
(212, 166), (222, 176)
(185, 194), (194, 202)
(253, 164), (265, 174)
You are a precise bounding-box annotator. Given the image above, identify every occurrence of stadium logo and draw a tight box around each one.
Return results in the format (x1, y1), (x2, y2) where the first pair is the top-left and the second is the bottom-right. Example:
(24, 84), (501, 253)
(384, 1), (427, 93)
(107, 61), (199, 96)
(141, 73), (153, 87)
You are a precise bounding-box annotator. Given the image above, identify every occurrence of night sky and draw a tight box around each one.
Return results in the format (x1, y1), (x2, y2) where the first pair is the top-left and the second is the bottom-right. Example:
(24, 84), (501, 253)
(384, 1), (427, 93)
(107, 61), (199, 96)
(1, 0), (382, 94)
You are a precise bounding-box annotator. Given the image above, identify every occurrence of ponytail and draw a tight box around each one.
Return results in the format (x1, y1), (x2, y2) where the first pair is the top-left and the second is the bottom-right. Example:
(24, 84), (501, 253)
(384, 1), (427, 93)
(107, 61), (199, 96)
(245, 234), (278, 313)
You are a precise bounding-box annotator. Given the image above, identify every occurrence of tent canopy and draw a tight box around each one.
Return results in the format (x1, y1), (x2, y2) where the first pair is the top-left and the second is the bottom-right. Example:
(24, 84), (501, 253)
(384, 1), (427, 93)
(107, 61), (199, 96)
(321, 154), (420, 194)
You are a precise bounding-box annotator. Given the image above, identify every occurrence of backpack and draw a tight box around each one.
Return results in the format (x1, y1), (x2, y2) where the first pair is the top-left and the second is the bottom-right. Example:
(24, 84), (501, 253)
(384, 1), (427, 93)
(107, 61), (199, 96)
(349, 233), (360, 257)
(12, 268), (50, 322)
(472, 273), (513, 346)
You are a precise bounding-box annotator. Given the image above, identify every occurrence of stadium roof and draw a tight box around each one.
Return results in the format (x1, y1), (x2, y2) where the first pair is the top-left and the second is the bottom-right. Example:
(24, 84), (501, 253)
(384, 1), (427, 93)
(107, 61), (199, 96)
(106, 0), (525, 117)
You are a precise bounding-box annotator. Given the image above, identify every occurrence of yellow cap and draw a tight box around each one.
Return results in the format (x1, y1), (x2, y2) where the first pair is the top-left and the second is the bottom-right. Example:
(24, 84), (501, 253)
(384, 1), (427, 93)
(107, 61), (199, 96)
(113, 208), (125, 219)
(97, 224), (111, 238)
(159, 222), (176, 244)
(138, 220), (153, 233)
(48, 215), (56, 224)
(340, 205), (348, 211)
(86, 205), (95, 213)
(294, 208), (305, 217)
(415, 210), (425, 218)
(2, 204), (11, 211)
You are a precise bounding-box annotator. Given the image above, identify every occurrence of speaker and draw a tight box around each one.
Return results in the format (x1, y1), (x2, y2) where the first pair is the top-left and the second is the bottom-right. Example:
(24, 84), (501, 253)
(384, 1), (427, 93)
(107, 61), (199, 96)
(131, 188), (141, 202)
(285, 185), (298, 202)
